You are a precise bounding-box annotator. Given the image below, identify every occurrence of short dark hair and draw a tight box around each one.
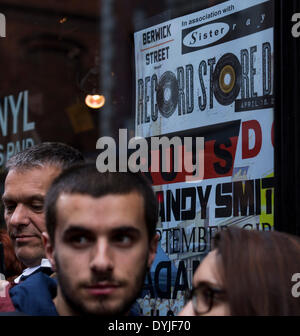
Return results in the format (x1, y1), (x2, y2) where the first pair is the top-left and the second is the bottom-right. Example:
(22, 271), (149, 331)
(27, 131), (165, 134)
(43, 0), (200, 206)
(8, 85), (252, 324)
(6, 142), (84, 171)
(213, 227), (300, 316)
(45, 163), (158, 243)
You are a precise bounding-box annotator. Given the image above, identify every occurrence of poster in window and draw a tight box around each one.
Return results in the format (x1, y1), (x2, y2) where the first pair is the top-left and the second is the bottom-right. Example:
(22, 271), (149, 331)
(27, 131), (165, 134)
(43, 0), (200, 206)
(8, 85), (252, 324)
(134, 0), (274, 316)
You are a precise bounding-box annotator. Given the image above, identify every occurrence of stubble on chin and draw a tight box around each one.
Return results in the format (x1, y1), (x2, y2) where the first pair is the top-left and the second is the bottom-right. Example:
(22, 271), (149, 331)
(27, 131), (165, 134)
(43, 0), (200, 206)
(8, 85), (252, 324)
(55, 257), (148, 316)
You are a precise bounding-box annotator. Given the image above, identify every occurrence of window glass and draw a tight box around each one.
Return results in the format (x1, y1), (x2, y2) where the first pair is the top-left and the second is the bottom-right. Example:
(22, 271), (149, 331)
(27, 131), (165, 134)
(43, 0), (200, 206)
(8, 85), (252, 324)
(0, 0), (274, 316)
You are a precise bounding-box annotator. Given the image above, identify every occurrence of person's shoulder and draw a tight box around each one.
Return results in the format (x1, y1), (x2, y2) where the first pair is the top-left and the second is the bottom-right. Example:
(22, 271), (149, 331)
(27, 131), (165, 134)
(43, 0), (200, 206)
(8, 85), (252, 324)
(10, 271), (56, 293)
(9, 272), (58, 316)
(10, 272), (57, 306)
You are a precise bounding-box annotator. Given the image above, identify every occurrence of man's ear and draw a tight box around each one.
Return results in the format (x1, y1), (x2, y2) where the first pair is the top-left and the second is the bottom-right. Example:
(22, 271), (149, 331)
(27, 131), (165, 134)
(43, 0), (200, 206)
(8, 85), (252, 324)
(42, 232), (57, 272)
(147, 233), (159, 269)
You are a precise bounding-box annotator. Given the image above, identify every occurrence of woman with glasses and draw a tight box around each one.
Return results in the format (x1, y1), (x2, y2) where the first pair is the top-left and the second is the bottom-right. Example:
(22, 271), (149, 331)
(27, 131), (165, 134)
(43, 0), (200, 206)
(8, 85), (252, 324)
(178, 227), (300, 316)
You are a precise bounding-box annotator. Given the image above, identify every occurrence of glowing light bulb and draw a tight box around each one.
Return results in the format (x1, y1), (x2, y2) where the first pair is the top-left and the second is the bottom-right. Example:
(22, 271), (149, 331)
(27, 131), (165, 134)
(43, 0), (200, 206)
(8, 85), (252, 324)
(85, 94), (105, 109)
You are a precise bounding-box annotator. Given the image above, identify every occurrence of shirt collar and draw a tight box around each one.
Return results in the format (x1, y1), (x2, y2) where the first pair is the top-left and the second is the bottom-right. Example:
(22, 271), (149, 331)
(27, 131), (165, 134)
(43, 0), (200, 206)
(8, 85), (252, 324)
(14, 259), (52, 284)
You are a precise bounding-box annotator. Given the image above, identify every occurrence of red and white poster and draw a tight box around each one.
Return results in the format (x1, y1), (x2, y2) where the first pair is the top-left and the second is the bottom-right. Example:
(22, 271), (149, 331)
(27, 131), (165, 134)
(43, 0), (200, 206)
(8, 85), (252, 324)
(134, 0), (274, 316)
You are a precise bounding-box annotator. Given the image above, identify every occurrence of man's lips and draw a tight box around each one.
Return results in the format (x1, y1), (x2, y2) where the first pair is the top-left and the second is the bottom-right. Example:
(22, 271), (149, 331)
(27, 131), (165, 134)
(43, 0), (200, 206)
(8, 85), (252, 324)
(13, 235), (38, 243)
(85, 283), (121, 296)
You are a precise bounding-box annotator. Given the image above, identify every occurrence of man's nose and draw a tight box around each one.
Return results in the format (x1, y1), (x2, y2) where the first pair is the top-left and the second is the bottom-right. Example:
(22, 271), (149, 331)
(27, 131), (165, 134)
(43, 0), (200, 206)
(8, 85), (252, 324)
(8, 204), (30, 227)
(90, 239), (114, 274)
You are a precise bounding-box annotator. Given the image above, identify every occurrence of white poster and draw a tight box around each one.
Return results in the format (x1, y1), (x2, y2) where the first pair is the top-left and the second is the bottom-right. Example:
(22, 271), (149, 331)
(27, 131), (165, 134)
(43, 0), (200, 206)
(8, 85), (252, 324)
(134, 0), (274, 316)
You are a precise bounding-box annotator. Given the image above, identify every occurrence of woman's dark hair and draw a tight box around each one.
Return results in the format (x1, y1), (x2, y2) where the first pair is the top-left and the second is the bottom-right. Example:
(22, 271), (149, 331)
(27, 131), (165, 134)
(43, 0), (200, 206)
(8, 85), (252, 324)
(213, 227), (300, 316)
(45, 163), (158, 243)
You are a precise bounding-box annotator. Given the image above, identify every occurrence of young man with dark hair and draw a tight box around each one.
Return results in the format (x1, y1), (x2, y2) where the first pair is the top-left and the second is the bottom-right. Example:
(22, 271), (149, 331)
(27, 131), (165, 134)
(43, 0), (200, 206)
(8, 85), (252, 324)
(45, 164), (158, 315)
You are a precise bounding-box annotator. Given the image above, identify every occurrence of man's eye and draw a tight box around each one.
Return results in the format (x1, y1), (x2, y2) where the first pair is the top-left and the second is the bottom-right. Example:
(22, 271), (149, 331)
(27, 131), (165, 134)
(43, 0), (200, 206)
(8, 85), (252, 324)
(70, 235), (91, 246)
(113, 234), (133, 245)
(4, 204), (16, 213)
(31, 203), (44, 211)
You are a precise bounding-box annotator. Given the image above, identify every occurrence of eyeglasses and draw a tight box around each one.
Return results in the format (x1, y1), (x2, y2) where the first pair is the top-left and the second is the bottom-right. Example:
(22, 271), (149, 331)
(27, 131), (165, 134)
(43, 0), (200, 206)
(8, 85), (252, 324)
(185, 283), (227, 315)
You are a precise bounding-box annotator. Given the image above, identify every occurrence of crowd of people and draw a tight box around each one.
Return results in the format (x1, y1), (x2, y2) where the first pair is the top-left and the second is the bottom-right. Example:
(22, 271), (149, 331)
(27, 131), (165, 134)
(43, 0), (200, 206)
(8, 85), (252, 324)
(0, 142), (300, 316)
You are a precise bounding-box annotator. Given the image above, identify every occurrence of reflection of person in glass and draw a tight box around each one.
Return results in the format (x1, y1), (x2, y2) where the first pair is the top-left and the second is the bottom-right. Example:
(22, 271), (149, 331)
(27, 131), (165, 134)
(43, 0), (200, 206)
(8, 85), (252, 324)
(179, 227), (300, 316)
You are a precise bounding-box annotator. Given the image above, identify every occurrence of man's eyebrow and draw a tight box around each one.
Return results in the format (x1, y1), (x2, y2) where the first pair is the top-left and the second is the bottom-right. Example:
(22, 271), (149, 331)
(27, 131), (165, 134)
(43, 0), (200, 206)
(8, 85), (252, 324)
(62, 225), (141, 237)
(2, 194), (45, 203)
(110, 226), (141, 236)
(62, 226), (93, 237)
